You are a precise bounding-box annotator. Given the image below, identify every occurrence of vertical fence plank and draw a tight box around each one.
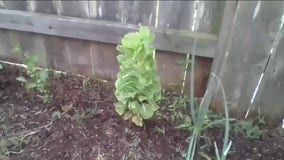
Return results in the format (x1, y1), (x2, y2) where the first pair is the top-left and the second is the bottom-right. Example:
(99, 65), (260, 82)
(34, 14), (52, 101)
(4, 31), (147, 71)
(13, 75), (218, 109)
(155, 1), (182, 29)
(92, 0), (120, 21)
(0, 0), (5, 9)
(215, 1), (266, 114)
(90, 42), (119, 81)
(23, 1), (57, 69)
(88, 0), (97, 18)
(3, 0), (28, 11)
(118, 1), (140, 24)
(211, 1), (226, 35)
(208, 1), (238, 113)
(52, 1), (91, 74)
(42, 36), (70, 72)
(0, 30), (11, 61)
(178, 1), (220, 33)
(138, 1), (157, 26)
(17, 31), (48, 68)
(89, 1), (140, 25)
(250, 2), (284, 120)
(64, 39), (93, 75)
(256, 35), (284, 120)
(210, 1), (284, 119)
(31, 0), (58, 14)
(0, 30), (47, 67)
(58, 0), (89, 18)
(27, 1), (66, 71)
(0, 29), (22, 63)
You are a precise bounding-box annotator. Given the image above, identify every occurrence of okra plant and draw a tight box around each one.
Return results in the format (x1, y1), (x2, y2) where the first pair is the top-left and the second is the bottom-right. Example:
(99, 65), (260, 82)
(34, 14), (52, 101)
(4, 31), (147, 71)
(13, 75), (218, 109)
(114, 26), (162, 127)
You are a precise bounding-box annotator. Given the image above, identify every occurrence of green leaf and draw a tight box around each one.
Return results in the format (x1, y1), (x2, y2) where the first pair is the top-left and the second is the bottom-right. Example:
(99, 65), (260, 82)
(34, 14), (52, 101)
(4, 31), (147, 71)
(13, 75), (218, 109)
(128, 101), (140, 114)
(139, 26), (155, 44)
(16, 76), (27, 83)
(140, 103), (154, 120)
(13, 43), (22, 55)
(0, 140), (8, 155)
(26, 82), (37, 89)
(115, 102), (126, 116)
(122, 111), (133, 120)
(121, 33), (140, 49)
(132, 115), (143, 127)
(148, 101), (160, 112)
(0, 63), (3, 70)
(39, 69), (48, 81)
(42, 94), (51, 103)
(25, 54), (38, 70)
(51, 111), (62, 119)
(138, 95), (147, 102)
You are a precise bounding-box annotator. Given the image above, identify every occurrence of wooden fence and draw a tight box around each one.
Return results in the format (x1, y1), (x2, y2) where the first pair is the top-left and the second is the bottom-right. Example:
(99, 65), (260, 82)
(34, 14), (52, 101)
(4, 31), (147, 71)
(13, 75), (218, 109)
(209, 1), (284, 122)
(1, 1), (284, 121)
(0, 1), (225, 97)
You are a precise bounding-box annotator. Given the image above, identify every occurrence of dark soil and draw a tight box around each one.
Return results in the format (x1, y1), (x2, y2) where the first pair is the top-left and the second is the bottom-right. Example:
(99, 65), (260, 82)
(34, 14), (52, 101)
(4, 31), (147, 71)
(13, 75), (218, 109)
(0, 63), (284, 160)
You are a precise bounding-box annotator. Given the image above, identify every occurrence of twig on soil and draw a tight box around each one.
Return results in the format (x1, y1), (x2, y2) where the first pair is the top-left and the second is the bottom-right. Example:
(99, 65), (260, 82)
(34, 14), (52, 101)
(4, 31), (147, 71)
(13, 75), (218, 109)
(12, 123), (27, 130)
(1, 121), (54, 158)
(34, 109), (49, 115)
(2, 121), (53, 139)
(5, 150), (24, 155)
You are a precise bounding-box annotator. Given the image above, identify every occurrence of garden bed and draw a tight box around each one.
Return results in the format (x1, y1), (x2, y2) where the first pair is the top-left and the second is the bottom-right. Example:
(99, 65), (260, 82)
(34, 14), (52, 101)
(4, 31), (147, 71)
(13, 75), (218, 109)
(0, 63), (284, 160)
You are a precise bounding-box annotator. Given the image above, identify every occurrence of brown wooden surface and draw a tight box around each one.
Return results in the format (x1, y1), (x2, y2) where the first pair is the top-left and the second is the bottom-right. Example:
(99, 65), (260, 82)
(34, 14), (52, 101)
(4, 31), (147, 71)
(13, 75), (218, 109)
(43, 36), (70, 72)
(0, 9), (217, 58)
(0, 29), (212, 97)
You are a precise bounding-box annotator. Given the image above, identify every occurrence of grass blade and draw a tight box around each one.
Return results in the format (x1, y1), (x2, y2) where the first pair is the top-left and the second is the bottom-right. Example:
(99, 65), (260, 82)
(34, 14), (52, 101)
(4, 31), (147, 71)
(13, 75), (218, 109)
(210, 73), (232, 160)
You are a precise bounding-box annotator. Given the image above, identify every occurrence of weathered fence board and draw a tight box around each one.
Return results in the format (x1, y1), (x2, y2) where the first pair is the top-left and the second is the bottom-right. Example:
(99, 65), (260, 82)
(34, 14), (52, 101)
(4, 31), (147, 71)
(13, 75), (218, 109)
(0, 0), (5, 9)
(43, 36), (70, 72)
(0, 9), (217, 58)
(256, 35), (284, 119)
(0, 30), (20, 62)
(155, 1), (181, 29)
(212, 1), (270, 113)
(31, 1), (58, 15)
(90, 42), (120, 81)
(210, 1), (284, 121)
(178, 1), (221, 33)
(0, 1), (225, 34)
(117, 1), (140, 24)
(138, 1), (157, 26)
(64, 38), (93, 76)
(3, 0), (28, 11)
(17, 32), (48, 67)
(0, 1), (221, 98)
(94, 1), (120, 22)
(0, 29), (212, 96)
(59, 1), (89, 18)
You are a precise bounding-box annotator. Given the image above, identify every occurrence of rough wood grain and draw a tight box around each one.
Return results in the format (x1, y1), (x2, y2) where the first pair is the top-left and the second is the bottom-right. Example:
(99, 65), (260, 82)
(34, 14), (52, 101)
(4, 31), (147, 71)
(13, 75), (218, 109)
(0, 9), (217, 58)
(57, 1), (89, 18)
(3, 0), (28, 11)
(64, 38), (93, 76)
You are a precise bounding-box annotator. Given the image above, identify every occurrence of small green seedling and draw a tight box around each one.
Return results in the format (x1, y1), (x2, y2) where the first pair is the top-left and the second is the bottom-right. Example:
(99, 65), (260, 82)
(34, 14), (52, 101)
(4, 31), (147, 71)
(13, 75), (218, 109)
(14, 44), (52, 103)
(114, 26), (162, 127)
(233, 119), (263, 140)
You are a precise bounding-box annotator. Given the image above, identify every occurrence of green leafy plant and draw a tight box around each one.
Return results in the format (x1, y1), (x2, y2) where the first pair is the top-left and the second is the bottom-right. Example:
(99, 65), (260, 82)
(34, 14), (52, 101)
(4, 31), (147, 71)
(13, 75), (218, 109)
(14, 44), (52, 103)
(114, 26), (162, 127)
(166, 96), (190, 122)
(233, 119), (263, 140)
